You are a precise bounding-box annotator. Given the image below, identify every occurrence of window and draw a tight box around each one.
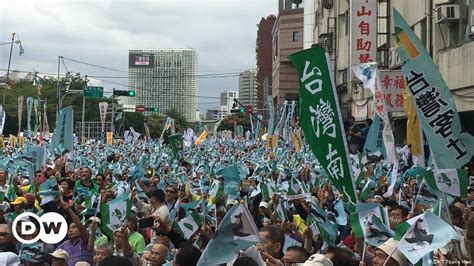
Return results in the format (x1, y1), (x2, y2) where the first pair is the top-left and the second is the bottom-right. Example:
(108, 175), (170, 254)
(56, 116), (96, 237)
(292, 31), (299, 42)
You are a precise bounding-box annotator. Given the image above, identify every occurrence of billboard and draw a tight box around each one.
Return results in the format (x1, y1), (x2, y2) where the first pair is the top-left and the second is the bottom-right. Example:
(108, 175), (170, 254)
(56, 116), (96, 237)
(129, 54), (154, 68)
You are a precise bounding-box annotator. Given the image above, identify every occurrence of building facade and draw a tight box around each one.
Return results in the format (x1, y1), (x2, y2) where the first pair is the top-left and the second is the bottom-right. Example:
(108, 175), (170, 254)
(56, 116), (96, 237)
(238, 70), (258, 109)
(304, 0), (474, 140)
(125, 49), (197, 122)
(75, 122), (112, 140)
(272, 3), (304, 108)
(220, 90), (239, 111)
(256, 15), (276, 111)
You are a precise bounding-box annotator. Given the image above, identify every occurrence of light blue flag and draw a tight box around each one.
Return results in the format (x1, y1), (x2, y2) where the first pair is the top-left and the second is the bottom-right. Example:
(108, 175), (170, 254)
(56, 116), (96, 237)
(26, 145), (46, 171)
(33, 98), (39, 135)
(363, 115), (386, 157)
(333, 198), (347, 226)
(267, 98), (274, 134)
(219, 165), (240, 196)
(26, 97), (33, 133)
(397, 211), (459, 264)
(393, 9), (474, 168)
(197, 204), (259, 266)
(51, 106), (74, 154)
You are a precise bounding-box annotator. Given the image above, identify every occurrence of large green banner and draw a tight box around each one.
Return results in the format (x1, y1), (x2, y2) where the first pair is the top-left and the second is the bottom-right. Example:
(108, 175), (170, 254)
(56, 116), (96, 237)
(289, 47), (357, 204)
(394, 9), (474, 168)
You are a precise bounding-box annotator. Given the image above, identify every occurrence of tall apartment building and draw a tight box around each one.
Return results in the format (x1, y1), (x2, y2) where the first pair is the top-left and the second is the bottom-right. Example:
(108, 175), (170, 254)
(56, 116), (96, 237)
(272, 2), (304, 108)
(304, 0), (474, 138)
(220, 90), (239, 111)
(238, 70), (258, 109)
(126, 49), (197, 122)
(256, 15), (276, 111)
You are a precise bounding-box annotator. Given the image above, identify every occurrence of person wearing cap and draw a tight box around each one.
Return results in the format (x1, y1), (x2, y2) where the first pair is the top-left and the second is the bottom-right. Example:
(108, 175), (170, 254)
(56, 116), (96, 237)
(373, 238), (407, 266)
(50, 249), (68, 266)
(0, 251), (20, 266)
(9, 196), (28, 220)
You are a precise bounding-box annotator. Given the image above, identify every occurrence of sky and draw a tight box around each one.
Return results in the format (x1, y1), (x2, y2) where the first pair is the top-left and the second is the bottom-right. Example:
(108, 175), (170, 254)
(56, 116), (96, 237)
(0, 0), (277, 111)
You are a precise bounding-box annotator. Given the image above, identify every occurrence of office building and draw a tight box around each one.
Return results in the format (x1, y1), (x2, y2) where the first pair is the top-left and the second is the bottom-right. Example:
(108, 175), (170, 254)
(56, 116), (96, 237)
(125, 49), (197, 122)
(238, 70), (258, 109)
(256, 15), (276, 111)
(272, 2), (304, 108)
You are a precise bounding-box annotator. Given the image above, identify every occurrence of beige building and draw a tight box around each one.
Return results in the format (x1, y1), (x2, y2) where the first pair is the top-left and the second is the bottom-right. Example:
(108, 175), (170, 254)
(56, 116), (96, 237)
(272, 2), (304, 108)
(238, 70), (258, 109)
(304, 0), (474, 136)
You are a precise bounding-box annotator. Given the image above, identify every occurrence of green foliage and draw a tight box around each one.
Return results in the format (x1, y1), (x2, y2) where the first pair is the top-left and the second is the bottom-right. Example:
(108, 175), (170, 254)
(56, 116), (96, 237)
(1, 72), (113, 135)
(217, 114), (251, 132)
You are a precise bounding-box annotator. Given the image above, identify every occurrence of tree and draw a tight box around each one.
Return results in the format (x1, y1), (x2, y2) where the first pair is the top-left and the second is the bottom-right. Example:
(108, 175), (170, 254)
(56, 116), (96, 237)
(1, 72), (114, 136)
(145, 114), (166, 138)
(122, 112), (145, 135)
(164, 108), (188, 132)
(217, 114), (251, 132)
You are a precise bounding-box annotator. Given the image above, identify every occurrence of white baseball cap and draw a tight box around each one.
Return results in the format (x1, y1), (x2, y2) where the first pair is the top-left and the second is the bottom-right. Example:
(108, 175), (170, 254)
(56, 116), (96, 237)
(303, 254), (333, 266)
(0, 252), (20, 266)
(49, 249), (68, 262)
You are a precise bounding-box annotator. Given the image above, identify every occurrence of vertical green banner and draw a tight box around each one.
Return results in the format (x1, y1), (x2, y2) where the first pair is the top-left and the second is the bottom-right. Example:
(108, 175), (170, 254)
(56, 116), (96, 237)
(288, 47), (357, 204)
(393, 9), (474, 168)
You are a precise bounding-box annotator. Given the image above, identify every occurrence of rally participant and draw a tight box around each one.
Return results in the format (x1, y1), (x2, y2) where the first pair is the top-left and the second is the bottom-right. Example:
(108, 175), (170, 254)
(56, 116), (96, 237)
(57, 201), (94, 266)
(73, 167), (99, 196)
(258, 225), (285, 261)
(372, 238), (407, 266)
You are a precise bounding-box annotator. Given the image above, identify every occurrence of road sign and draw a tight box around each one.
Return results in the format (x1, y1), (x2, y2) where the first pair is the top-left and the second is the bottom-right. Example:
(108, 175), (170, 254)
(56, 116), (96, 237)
(245, 106), (253, 113)
(136, 105), (145, 113)
(83, 86), (104, 98)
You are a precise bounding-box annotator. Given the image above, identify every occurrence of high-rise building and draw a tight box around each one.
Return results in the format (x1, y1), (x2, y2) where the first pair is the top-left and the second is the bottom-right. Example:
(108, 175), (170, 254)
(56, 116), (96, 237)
(256, 15), (276, 111)
(220, 90), (239, 111)
(125, 49), (197, 122)
(272, 4), (304, 108)
(238, 70), (257, 109)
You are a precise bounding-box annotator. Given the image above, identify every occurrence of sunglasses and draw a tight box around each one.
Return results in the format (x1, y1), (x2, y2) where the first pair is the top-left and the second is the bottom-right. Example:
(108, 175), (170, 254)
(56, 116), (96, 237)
(165, 190), (176, 193)
(0, 232), (9, 237)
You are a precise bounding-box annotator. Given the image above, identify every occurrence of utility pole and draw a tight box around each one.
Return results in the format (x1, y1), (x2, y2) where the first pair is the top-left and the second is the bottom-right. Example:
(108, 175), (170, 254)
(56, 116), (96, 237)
(81, 76), (88, 143)
(56, 56), (62, 118)
(3, 33), (16, 106)
(111, 89), (115, 135)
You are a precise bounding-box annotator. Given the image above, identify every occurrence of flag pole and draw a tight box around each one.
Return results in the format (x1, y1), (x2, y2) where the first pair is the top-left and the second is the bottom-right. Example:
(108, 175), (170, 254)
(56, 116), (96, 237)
(3, 33), (15, 106)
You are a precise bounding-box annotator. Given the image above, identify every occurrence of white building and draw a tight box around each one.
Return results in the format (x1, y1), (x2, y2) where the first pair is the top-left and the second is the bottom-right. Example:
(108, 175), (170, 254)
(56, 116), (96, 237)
(238, 69), (258, 109)
(220, 90), (239, 111)
(125, 49), (198, 122)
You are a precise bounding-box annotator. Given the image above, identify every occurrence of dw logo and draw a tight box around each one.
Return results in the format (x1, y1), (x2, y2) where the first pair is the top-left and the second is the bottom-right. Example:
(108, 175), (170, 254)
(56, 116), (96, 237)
(12, 212), (68, 244)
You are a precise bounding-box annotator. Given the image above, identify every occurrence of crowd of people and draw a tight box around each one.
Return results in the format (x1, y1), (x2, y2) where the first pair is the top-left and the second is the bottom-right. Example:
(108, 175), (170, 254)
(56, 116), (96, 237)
(0, 133), (472, 266)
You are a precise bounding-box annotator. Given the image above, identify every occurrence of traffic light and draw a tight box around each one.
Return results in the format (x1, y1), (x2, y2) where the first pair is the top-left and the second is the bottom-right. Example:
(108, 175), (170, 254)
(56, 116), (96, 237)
(113, 89), (135, 97)
(230, 107), (244, 114)
(145, 107), (159, 113)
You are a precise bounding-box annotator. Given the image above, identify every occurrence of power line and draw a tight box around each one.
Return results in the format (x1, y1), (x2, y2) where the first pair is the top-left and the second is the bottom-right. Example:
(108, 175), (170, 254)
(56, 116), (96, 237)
(61, 56), (128, 73)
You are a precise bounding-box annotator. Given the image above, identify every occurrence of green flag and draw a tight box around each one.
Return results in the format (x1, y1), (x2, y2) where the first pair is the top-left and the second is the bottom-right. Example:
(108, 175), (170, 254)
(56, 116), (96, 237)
(288, 47), (357, 204)
(393, 9), (474, 168)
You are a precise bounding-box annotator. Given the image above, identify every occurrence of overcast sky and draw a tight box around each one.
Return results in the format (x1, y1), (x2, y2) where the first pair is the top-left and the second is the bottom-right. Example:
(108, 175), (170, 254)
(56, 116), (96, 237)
(1, 0), (277, 111)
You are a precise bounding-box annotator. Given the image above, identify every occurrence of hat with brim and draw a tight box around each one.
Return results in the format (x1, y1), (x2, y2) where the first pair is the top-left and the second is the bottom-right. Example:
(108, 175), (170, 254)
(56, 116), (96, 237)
(49, 249), (68, 262)
(376, 238), (407, 266)
(10, 197), (28, 205)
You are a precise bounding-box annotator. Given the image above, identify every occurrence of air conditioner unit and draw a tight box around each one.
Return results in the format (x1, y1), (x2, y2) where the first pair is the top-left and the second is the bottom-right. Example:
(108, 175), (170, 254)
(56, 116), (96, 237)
(436, 4), (460, 23)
